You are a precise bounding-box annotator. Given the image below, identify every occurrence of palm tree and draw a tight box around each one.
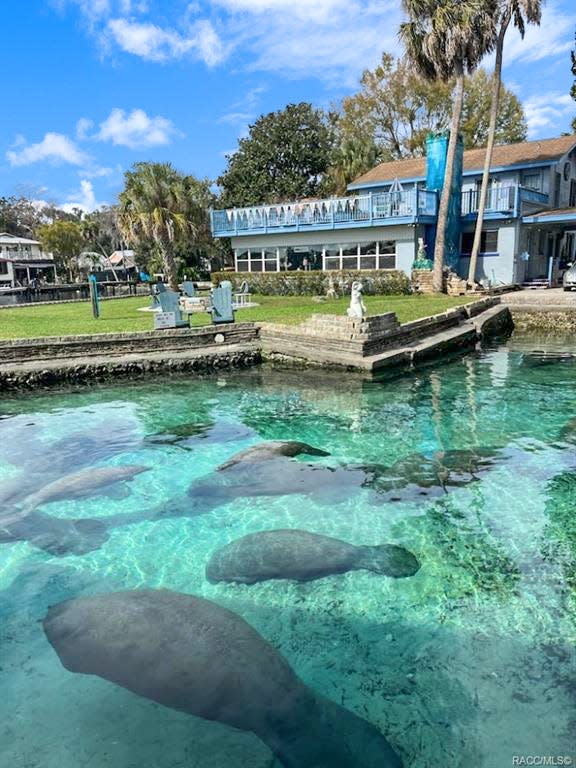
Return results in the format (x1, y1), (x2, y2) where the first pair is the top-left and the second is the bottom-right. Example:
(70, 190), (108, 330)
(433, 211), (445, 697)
(468, 0), (541, 286)
(400, 0), (497, 292)
(328, 136), (381, 195)
(118, 162), (202, 291)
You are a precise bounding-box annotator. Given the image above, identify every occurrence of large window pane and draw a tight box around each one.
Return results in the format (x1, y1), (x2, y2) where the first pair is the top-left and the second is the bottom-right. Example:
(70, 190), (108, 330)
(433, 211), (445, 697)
(378, 253), (396, 269)
(250, 260), (263, 272)
(264, 261), (277, 272)
(359, 256), (377, 270)
(237, 261), (249, 272)
(325, 257), (340, 270)
(378, 241), (395, 254)
(359, 241), (377, 255)
(342, 257), (358, 270)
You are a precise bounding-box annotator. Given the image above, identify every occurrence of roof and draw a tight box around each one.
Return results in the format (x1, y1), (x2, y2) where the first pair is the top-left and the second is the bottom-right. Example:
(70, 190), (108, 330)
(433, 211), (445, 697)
(350, 135), (576, 189)
(0, 232), (41, 246)
(109, 250), (135, 267)
(522, 207), (576, 224)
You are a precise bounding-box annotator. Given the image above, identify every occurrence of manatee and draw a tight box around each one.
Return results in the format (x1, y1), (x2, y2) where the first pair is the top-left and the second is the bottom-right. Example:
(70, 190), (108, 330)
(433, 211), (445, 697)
(206, 529), (420, 584)
(21, 465), (149, 512)
(359, 449), (499, 501)
(217, 440), (330, 470)
(43, 589), (402, 768)
(0, 512), (109, 556)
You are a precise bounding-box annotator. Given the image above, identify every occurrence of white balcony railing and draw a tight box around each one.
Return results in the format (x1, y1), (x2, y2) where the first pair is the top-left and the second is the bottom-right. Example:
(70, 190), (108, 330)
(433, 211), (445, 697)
(211, 189), (438, 237)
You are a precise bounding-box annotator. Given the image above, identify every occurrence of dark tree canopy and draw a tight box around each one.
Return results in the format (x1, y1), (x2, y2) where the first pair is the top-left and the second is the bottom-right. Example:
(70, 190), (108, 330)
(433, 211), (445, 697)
(217, 103), (334, 208)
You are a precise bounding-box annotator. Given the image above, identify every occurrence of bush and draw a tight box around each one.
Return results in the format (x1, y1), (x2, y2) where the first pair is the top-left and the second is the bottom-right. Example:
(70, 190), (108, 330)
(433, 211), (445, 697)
(211, 270), (411, 296)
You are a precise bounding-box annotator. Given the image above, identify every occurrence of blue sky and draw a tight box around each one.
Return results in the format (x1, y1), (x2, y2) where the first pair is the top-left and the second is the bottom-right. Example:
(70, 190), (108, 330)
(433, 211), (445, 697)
(1, 0), (575, 212)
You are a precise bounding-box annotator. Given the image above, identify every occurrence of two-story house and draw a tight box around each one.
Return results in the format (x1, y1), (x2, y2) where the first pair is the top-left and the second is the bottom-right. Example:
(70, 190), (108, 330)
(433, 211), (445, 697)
(210, 134), (576, 288)
(0, 233), (56, 289)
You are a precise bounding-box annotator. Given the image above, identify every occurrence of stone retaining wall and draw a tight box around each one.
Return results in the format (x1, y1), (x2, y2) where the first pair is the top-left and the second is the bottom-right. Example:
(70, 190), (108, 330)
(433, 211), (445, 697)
(0, 348), (261, 391)
(0, 323), (258, 364)
(260, 298), (501, 362)
(510, 310), (576, 332)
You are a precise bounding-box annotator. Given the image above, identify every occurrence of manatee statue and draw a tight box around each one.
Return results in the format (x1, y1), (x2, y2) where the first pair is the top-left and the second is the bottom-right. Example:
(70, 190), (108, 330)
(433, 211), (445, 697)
(206, 529), (420, 584)
(21, 465), (149, 512)
(217, 440), (330, 470)
(43, 589), (402, 768)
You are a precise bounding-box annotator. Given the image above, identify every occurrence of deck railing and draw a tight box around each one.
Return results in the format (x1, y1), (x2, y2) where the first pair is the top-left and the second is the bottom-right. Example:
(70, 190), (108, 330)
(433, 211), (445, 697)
(461, 185), (518, 216)
(211, 189), (438, 237)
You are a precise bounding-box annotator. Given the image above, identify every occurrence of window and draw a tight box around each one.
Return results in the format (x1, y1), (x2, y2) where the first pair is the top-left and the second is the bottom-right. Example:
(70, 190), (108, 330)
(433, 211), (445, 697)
(570, 180), (576, 208)
(342, 244), (358, 270)
(523, 173), (541, 191)
(249, 249), (263, 272)
(0, 261), (8, 275)
(264, 248), (277, 272)
(461, 230), (498, 254)
(324, 245), (340, 270)
(236, 249), (249, 272)
(378, 241), (396, 269)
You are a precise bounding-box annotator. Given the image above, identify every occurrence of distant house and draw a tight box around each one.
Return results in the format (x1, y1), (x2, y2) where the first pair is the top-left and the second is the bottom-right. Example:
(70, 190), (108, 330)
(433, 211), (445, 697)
(210, 134), (576, 288)
(0, 233), (56, 289)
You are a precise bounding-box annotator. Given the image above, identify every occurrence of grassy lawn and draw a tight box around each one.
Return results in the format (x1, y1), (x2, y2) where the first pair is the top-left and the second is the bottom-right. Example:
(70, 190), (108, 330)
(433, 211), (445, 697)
(0, 293), (474, 340)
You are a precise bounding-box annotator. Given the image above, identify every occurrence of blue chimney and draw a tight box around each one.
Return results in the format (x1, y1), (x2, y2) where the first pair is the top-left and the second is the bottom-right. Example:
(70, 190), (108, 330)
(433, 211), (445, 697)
(425, 133), (463, 271)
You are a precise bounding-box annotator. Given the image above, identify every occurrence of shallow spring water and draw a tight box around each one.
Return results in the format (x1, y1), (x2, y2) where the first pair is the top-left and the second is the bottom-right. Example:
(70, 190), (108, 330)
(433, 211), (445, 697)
(1, 335), (575, 768)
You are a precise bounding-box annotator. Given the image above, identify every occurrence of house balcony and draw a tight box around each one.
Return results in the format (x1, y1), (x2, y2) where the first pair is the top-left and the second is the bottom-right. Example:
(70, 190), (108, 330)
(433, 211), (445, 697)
(461, 185), (549, 219)
(211, 189), (439, 238)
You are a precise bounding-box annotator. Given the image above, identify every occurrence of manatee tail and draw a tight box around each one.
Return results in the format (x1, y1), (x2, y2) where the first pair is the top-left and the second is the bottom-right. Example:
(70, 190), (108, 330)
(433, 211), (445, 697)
(354, 544), (420, 578)
(101, 493), (219, 530)
(267, 693), (403, 768)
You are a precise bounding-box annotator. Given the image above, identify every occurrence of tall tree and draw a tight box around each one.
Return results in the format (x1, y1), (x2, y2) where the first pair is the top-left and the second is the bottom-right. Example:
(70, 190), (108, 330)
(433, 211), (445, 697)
(336, 55), (526, 161)
(118, 163), (212, 290)
(326, 136), (382, 195)
(571, 31), (576, 133)
(37, 220), (84, 281)
(400, 0), (497, 292)
(468, 0), (541, 285)
(217, 103), (334, 207)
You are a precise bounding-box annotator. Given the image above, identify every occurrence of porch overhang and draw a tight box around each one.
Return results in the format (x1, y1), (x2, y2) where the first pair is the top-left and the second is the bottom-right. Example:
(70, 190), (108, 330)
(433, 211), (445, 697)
(522, 207), (576, 226)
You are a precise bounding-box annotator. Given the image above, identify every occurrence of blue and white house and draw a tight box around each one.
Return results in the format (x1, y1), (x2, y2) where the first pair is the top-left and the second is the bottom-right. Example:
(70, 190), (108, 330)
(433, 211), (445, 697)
(211, 134), (576, 287)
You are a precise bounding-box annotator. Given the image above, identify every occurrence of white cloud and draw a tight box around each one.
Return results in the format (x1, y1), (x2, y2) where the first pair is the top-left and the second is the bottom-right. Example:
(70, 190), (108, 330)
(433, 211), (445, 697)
(7, 132), (90, 167)
(503, 1), (576, 66)
(214, 0), (349, 21)
(214, 0), (402, 84)
(62, 180), (104, 213)
(524, 93), (575, 138)
(95, 107), (179, 148)
(76, 117), (94, 140)
(106, 17), (225, 65)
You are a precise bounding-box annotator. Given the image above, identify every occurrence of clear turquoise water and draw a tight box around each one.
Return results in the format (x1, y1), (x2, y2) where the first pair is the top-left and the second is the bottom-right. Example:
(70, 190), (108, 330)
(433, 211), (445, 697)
(1, 336), (576, 767)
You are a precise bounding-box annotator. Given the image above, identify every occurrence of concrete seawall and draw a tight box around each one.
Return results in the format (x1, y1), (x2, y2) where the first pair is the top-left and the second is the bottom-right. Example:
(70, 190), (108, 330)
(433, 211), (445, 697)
(260, 298), (513, 372)
(0, 301), (513, 390)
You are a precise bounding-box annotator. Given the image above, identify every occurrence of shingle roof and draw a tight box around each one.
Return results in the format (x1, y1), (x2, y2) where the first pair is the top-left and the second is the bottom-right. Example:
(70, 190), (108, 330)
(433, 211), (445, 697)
(350, 135), (576, 188)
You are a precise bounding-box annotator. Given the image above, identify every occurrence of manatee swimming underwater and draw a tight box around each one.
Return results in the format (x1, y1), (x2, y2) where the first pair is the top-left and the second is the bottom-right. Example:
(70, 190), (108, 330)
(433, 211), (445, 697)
(43, 589), (402, 768)
(21, 465), (149, 512)
(206, 529), (420, 584)
(217, 440), (330, 471)
(0, 512), (109, 556)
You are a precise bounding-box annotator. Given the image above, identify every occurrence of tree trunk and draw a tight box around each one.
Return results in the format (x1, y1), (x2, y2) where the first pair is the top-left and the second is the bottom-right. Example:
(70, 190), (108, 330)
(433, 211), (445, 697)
(160, 241), (180, 291)
(433, 66), (465, 293)
(468, 16), (510, 286)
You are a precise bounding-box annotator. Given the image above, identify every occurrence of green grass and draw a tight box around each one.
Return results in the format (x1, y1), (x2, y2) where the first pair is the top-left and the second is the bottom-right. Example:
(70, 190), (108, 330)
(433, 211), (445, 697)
(0, 293), (474, 340)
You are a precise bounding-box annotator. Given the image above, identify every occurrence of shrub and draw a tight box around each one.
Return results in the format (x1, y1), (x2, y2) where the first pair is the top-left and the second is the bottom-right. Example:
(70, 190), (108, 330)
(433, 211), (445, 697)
(211, 270), (411, 296)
